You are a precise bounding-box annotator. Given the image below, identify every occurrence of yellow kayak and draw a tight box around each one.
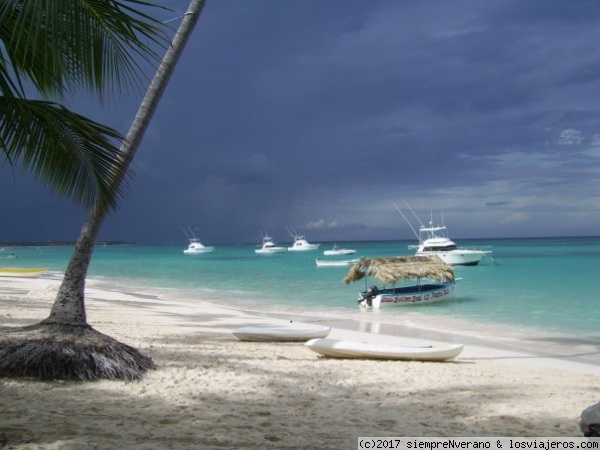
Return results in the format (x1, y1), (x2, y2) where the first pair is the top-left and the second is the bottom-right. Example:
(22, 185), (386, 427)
(0, 268), (49, 278)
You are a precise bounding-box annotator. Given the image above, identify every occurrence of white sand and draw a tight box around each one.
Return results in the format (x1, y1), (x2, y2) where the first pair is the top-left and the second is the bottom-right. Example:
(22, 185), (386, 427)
(0, 275), (599, 449)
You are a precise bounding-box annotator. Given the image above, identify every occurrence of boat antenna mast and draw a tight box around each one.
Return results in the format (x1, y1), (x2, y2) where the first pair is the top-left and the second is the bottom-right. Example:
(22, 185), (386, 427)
(181, 225), (197, 241)
(393, 202), (420, 240)
(181, 226), (191, 241)
(403, 200), (425, 228)
(287, 227), (299, 239)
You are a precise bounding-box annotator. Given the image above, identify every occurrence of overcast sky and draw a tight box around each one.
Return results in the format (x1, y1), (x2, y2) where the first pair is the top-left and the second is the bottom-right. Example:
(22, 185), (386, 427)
(2, 0), (600, 245)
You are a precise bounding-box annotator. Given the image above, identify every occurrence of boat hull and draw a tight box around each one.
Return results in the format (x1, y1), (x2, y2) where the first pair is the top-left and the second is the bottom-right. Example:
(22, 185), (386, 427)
(305, 338), (463, 361)
(315, 258), (360, 267)
(417, 250), (486, 266)
(359, 282), (455, 308)
(0, 268), (49, 278)
(183, 247), (214, 254)
(233, 325), (331, 342)
(288, 245), (320, 251)
(255, 247), (287, 254)
(323, 249), (356, 256)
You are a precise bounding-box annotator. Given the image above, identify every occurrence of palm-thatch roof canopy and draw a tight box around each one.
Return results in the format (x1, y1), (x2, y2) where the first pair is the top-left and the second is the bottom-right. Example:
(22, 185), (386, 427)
(343, 256), (455, 285)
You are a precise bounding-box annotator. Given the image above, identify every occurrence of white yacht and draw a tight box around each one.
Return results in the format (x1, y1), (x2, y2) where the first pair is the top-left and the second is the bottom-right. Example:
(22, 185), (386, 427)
(255, 235), (287, 254)
(395, 202), (492, 266)
(182, 227), (214, 254)
(414, 224), (490, 266)
(183, 238), (214, 254)
(323, 244), (356, 256)
(287, 232), (320, 251)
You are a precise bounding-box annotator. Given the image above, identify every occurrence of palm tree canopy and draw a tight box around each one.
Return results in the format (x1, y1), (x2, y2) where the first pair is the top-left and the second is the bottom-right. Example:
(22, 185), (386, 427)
(0, 0), (168, 210)
(343, 256), (456, 285)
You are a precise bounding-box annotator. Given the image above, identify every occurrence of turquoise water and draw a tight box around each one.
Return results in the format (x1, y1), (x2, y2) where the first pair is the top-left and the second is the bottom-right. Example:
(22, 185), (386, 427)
(3, 236), (600, 339)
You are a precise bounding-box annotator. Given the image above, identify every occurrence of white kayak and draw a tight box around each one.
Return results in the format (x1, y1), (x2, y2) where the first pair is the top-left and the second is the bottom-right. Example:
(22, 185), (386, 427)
(305, 338), (463, 361)
(233, 324), (331, 342)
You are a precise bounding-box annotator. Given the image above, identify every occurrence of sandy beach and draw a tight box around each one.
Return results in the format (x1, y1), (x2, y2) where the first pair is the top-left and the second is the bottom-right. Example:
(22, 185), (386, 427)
(1, 275), (599, 449)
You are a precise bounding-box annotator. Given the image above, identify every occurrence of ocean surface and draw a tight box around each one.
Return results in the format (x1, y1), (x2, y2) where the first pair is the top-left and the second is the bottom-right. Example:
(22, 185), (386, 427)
(2, 236), (600, 361)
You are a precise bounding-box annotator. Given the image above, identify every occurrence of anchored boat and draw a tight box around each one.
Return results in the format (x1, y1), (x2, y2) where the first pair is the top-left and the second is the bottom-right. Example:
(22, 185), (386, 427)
(287, 228), (320, 251)
(182, 226), (214, 254)
(344, 256), (457, 308)
(315, 258), (360, 267)
(323, 244), (356, 256)
(255, 234), (287, 254)
(395, 202), (492, 266)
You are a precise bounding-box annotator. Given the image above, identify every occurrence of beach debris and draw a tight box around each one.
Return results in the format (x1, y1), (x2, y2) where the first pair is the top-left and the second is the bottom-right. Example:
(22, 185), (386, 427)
(580, 401), (600, 436)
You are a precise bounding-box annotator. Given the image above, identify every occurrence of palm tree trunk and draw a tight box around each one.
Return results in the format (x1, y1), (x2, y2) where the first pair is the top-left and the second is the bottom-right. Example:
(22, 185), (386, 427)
(0, 0), (207, 381)
(44, 0), (207, 327)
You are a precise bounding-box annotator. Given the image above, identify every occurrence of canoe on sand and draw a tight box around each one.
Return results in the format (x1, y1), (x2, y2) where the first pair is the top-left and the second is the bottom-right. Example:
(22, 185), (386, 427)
(305, 338), (463, 361)
(233, 324), (331, 342)
(0, 268), (49, 278)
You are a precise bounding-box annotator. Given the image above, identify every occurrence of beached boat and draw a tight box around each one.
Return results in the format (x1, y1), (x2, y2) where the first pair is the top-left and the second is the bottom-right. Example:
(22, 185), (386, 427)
(0, 268), (49, 278)
(233, 324), (331, 342)
(255, 235), (287, 254)
(305, 338), (463, 361)
(315, 258), (360, 267)
(344, 256), (457, 308)
(323, 244), (356, 256)
(287, 229), (320, 251)
(181, 227), (214, 254)
(395, 203), (492, 266)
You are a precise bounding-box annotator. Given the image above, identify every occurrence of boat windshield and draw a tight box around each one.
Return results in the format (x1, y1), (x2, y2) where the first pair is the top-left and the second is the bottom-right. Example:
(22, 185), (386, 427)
(423, 244), (457, 252)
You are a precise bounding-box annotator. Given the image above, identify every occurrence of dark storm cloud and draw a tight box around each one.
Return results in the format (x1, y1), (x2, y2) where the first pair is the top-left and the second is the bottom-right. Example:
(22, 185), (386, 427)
(3, 0), (600, 244)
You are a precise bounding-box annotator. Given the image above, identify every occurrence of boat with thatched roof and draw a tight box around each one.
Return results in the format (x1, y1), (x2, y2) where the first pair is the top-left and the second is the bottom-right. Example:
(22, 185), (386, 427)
(343, 256), (456, 308)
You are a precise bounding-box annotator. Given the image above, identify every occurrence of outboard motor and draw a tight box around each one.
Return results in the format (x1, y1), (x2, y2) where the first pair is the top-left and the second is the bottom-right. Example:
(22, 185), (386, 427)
(358, 285), (379, 307)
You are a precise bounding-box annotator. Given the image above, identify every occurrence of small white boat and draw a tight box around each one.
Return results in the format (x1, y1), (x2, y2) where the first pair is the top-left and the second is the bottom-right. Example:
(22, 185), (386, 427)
(396, 202), (492, 266)
(287, 229), (320, 251)
(233, 324), (331, 342)
(255, 234), (287, 254)
(344, 256), (457, 308)
(184, 239), (214, 254)
(323, 244), (356, 256)
(305, 338), (463, 361)
(315, 258), (360, 267)
(182, 227), (214, 254)
(0, 268), (49, 278)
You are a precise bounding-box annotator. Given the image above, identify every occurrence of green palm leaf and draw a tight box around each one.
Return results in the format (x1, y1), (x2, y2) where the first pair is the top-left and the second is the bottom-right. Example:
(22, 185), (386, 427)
(0, 96), (128, 210)
(0, 0), (168, 208)
(0, 0), (167, 97)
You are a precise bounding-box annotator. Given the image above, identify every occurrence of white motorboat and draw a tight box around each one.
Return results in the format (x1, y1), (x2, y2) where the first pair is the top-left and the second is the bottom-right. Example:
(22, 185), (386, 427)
(288, 236), (320, 251)
(182, 227), (214, 254)
(395, 202), (492, 266)
(413, 224), (490, 266)
(255, 235), (287, 254)
(344, 256), (457, 308)
(315, 258), (360, 267)
(287, 229), (320, 251)
(183, 238), (214, 254)
(323, 244), (356, 256)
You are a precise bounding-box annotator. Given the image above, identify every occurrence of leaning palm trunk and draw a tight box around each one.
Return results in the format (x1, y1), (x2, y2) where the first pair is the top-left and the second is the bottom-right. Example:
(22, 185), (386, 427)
(0, 0), (207, 381)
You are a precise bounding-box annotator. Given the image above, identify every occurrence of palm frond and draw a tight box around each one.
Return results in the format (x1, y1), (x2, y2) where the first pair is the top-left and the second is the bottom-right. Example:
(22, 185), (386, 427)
(0, 96), (129, 210)
(0, 0), (168, 98)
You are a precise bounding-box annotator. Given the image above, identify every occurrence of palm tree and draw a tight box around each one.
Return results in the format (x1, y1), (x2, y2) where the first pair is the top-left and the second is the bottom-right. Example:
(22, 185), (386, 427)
(0, 0), (207, 380)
